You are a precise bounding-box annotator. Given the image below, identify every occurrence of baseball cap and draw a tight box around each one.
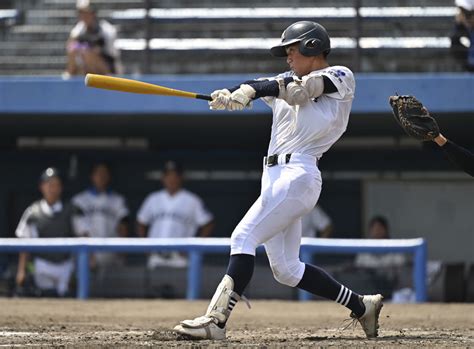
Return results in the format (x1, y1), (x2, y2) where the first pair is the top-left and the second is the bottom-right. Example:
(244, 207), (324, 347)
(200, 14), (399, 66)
(76, 0), (97, 12)
(39, 167), (61, 183)
(163, 161), (183, 175)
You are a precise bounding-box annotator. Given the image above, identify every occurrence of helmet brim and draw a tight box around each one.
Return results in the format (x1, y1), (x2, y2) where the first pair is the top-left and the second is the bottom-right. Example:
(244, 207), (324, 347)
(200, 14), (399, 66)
(270, 38), (302, 57)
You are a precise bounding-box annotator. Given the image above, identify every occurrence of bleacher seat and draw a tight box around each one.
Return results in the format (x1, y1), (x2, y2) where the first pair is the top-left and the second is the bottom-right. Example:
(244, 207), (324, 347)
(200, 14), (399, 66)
(0, 0), (464, 75)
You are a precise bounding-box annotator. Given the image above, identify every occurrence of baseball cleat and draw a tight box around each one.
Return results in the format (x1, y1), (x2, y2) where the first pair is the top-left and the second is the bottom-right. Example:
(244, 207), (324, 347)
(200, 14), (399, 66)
(173, 315), (226, 340)
(352, 294), (384, 339)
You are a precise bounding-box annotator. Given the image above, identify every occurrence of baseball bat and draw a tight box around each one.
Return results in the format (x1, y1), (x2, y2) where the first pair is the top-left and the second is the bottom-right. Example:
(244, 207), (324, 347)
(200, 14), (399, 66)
(84, 74), (212, 101)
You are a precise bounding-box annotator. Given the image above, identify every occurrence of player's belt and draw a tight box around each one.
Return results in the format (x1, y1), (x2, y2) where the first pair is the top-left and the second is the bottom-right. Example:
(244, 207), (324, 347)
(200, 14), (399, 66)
(265, 154), (292, 167)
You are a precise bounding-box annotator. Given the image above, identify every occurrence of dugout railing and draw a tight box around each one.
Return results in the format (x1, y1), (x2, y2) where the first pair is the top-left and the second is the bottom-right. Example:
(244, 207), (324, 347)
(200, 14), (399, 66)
(0, 237), (427, 302)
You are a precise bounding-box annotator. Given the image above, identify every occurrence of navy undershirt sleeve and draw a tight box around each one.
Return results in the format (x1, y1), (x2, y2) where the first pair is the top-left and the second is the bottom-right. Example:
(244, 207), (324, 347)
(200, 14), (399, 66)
(441, 140), (474, 177)
(227, 75), (338, 99)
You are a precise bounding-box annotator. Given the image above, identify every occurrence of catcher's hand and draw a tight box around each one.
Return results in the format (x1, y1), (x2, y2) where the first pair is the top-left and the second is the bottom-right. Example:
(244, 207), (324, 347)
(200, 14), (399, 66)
(389, 95), (440, 141)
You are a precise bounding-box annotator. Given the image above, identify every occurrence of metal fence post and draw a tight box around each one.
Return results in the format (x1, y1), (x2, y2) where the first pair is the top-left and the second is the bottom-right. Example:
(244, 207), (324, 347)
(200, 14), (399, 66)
(298, 250), (313, 301)
(77, 247), (90, 300)
(414, 239), (427, 302)
(187, 251), (203, 300)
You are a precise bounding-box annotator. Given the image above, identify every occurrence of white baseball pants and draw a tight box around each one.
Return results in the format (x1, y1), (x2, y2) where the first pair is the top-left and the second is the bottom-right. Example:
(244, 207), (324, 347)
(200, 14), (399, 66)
(230, 153), (322, 287)
(33, 258), (74, 296)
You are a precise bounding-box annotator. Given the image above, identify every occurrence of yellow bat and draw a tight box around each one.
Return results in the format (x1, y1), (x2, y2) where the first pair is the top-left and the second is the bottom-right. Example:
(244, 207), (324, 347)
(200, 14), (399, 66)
(84, 74), (212, 101)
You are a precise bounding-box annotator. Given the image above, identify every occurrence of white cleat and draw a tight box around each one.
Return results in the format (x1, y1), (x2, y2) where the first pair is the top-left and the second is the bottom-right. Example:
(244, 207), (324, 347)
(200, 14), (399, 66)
(353, 294), (384, 339)
(173, 315), (226, 340)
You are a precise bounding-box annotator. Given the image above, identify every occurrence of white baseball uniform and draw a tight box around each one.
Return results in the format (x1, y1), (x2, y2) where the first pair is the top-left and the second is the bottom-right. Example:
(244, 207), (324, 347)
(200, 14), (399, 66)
(230, 65), (355, 286)
(72, 189), (129, 265)
(301, 205), (332, 237)
(137, 188), (213, 267)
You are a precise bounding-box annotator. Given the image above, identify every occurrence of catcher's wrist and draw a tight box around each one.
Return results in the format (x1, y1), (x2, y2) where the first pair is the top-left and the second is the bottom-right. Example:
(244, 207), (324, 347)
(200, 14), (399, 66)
(434, 134), (447, 147)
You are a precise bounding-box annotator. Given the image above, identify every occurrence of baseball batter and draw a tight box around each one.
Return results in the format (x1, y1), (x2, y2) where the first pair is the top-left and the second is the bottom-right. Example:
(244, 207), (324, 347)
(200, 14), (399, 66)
(174, 21), (383, 340)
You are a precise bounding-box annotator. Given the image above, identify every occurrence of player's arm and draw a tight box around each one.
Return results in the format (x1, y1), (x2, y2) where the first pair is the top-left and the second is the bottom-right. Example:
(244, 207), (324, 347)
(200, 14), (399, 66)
(198, 220), (215, 237)
(15, 208), (34, 286)
(71, 204), (90, 237)
(16, 252), (29, 286)
(117, 217), (129, 237)
(137, 222), (148, 238)
(434, 134), (474, 177)
(136, 195), (154, 237)
(222, 75), (337, 108)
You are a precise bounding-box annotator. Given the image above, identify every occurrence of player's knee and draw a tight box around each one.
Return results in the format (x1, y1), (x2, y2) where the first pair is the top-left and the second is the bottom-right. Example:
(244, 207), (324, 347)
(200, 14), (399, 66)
(230, 230), (259, 255)
(269, 259), (305, 287)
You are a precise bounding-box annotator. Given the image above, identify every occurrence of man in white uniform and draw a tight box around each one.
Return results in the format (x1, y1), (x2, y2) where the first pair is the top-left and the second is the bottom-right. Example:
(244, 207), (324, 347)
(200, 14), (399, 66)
(137, 161), (214, 268)
(72, 163), (129, 267)
(174, 21), (383, 340)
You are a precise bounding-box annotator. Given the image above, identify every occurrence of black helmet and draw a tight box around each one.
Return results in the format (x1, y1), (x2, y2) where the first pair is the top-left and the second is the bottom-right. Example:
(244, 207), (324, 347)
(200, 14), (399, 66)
(270, 21), (331, 58)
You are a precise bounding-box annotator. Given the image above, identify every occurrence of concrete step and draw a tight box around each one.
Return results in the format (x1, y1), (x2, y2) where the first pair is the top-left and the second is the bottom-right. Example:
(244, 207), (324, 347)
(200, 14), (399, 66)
(7, 24), (71, 41)
(42, 0), (145, 10)
(0, 41), (65, 55)
(0, 55), (66, 69)
(0, 69), (63, 76)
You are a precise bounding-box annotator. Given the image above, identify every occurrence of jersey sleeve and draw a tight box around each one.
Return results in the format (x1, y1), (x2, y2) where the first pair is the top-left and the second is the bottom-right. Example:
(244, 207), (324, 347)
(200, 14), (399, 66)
(115, 195), (130, 220)
(260, 71), (295, 107)
(318, 66), (355, 101)
(15, 206), (37, 238)
(442, 140), (474, 177)
(71, 204), (89, 236)
(69, 22), (84, 40)
(137, 194), (154, 225)
(193, 197), (213, 226)
(100, 20), (119, 58)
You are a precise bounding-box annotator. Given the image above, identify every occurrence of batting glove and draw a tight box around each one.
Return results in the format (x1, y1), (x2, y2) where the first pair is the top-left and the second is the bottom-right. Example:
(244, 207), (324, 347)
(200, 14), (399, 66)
(209, 89), (231, 110)
(230, 84), (256, 108)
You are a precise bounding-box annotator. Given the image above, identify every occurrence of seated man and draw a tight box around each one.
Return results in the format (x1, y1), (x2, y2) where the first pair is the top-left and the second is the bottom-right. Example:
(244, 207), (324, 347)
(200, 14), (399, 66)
(72, 163), (129, 267)
(66, 0), (121, 76)
(355, 216), (409, 300)
(137, 161), (214, 268)
(15, 168), (87, 297)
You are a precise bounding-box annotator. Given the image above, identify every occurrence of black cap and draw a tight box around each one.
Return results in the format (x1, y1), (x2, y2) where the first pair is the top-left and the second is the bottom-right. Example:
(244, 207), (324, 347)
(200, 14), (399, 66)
(39, 167), (61, 183)
(163, 161), (183, 175)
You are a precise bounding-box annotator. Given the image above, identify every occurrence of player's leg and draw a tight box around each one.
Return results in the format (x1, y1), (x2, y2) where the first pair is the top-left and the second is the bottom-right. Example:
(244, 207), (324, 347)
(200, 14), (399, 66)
(174, 165), (319, 339)
(264, 218), (383, 338)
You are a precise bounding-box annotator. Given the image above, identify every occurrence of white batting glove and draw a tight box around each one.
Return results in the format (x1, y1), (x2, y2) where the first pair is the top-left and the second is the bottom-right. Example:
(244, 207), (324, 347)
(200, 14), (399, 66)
(209, 89), (231, 110)
(230, 84), (256, 108)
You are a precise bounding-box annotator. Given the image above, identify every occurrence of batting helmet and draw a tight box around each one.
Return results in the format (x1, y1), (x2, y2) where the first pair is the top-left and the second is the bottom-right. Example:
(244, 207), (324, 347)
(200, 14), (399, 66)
(270, 21), (331, 58)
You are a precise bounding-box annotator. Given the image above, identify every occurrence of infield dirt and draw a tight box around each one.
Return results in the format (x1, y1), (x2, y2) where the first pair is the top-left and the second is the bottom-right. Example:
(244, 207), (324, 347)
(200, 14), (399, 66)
(0, 299), (472, 347)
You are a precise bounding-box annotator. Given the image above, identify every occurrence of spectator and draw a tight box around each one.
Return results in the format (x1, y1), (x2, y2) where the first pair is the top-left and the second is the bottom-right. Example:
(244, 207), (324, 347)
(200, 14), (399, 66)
(451, 0), (474, 71)
(72, 163), (129, 267)
(355, 216), (409, 301)
(137, 161), (214, 268)
(355, 216), (406, 268)
(301, 204), (333, 238)
(15, 168), (87, 297)
(65, 0), (121, 77)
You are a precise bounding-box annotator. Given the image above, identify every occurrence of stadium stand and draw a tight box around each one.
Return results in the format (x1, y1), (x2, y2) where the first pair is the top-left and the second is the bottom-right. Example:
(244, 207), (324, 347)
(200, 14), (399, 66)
(0, 0), (466, 75)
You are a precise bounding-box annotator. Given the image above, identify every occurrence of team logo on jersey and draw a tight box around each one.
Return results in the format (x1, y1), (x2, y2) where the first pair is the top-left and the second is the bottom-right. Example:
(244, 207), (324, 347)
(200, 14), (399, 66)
(327, 69), (344, 83)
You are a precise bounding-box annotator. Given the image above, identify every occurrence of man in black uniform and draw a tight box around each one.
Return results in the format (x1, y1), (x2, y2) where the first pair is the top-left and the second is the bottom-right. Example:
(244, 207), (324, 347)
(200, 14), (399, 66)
(15, 168), (87, 296)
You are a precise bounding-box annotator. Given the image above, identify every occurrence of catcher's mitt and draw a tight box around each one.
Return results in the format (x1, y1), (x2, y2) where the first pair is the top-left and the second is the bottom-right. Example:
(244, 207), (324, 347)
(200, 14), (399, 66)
(389, 95), (440, 141)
